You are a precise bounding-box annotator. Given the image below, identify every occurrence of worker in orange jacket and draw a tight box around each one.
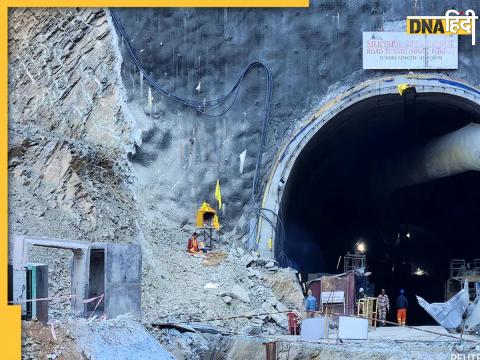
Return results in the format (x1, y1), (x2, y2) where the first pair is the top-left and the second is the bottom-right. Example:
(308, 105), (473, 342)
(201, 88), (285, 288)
(187, 232), (199, 253)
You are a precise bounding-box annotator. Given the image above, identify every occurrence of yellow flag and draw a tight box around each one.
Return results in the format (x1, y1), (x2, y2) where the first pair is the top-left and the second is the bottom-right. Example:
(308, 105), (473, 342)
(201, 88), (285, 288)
(213, 214), (221, 230)
(215, 180), (222, 210)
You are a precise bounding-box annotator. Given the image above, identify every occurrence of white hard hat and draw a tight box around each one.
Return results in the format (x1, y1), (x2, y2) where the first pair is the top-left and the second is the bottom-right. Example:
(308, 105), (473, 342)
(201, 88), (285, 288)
(359, 288), (364, 292)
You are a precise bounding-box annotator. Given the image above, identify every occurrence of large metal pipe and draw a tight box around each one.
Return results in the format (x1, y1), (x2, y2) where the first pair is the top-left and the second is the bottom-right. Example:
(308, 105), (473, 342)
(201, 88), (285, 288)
(385, 123), (480, 189)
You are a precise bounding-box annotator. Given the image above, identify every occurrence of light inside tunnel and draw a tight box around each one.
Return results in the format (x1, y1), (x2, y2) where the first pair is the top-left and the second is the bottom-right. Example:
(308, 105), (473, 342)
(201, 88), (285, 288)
(355, 240), (366, 254)
(278, 92), (480, 325)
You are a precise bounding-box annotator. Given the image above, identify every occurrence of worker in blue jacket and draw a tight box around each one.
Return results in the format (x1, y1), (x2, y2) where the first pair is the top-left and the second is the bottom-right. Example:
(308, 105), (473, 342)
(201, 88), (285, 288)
(396, 289), (408, 325)
(304, 289), (317, 318)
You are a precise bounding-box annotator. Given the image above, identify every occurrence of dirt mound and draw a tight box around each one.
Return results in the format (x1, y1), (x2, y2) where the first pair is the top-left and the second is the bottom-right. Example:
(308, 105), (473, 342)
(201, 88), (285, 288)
(22, 320), (80, 360)
(202, 252), (228, 267)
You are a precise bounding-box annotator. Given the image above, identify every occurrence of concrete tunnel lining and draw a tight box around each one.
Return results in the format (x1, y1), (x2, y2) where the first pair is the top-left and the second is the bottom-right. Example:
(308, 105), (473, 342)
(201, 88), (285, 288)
(257, 74), (480, 259)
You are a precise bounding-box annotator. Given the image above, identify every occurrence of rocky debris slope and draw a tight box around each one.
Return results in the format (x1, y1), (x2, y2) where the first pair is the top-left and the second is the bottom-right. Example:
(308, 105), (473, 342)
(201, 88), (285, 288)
(73, 315), (175, 360)
(23, 315), (175, 360)
(140, 219), (304, 337)
(263, 267), (305, 312)
(9, 132), (136, 242)
(8, 9), (306, 333)
(22, 319), (80, 360)
(148, 329), (213, 360)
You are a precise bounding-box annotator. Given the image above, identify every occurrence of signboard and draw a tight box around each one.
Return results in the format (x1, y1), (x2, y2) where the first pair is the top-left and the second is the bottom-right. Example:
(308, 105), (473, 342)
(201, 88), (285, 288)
(321, 290), (345, 304)
(363, 32), (458, 69)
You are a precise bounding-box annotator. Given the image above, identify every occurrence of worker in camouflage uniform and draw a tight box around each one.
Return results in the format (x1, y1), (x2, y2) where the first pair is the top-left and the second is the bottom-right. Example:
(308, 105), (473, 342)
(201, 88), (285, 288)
(377, 288), (390, 326)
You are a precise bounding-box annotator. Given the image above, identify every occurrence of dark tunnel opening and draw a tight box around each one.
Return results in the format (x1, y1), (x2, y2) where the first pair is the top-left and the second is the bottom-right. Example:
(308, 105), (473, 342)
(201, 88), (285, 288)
(278, 92), (480, 325)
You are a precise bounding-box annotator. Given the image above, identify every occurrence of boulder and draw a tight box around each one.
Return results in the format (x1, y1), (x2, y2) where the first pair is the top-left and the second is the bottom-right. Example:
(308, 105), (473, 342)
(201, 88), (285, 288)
(231, 284), (250, 303)
(240, 324), (262, 335)
(263, 268), (304, 312)
(275, 301), (289, 313)
(241, 254), (254, 267)
(266, 297), (277, 307)
(247, 268), (263, 280)
(270, 313), (288, 329)
(265, 261), (275, 268)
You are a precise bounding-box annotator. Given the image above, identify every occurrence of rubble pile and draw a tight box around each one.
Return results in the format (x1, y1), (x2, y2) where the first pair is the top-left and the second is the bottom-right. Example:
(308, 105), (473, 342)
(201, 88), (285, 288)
(139, 219), (304, 335)
(73, 315), (175, 360)
(23, 315), (175, 360)
(22, 320), (81, 360)
(9, 132), (137, 243)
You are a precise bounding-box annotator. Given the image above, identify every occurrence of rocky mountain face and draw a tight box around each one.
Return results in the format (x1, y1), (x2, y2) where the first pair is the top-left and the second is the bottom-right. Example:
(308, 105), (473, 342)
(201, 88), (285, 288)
(9, 7), (136, 241)
(8, 8), (138, 317)
(9, 8), (131, 151)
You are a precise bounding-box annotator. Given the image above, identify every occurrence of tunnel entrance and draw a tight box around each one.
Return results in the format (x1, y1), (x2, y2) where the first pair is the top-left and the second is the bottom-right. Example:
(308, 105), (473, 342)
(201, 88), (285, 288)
(277, 91), (480, 325)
